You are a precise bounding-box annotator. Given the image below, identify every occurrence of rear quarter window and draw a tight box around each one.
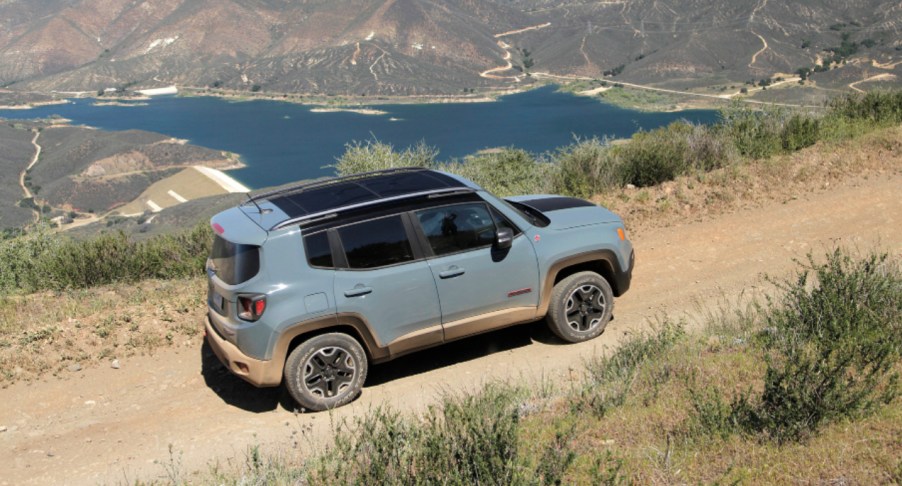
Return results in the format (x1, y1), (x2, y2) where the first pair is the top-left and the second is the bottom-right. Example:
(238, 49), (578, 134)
(210, 235), (260, 285)
(303, 231), (334, 268)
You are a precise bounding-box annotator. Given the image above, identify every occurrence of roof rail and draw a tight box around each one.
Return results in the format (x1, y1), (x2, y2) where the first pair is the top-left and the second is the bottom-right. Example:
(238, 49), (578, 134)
(245, 167), (431, 205)
(271, 187), (474, 230)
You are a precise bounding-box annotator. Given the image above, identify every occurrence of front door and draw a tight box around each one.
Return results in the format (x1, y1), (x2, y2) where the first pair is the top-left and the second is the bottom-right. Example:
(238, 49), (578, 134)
(413, 202), (539, 340)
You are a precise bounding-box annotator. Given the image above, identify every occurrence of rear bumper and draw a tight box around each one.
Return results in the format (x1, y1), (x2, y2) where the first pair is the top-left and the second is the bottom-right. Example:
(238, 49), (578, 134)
(205, 315), (282, 387)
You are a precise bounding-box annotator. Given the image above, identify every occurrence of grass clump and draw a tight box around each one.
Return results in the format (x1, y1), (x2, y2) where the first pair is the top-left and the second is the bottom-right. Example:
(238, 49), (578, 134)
(305, 384), (576, 485)
(574, 320), (684, 417)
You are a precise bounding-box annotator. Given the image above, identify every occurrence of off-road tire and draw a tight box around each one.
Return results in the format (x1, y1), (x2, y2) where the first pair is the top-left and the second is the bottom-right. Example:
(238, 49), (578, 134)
(547, 271), (614, 343)
(284, 333), (368, 412)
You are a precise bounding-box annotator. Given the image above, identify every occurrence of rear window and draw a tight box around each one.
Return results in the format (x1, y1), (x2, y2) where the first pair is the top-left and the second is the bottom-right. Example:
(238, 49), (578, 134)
(210, 235), (260, 285)
(337, 215), (414, 269)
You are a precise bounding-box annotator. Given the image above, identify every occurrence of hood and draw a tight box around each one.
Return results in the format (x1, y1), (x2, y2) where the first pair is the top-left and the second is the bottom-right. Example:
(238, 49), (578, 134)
(506, 195), (622, 230)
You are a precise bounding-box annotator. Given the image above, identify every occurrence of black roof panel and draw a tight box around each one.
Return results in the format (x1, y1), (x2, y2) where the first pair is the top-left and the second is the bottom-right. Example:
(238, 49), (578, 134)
(357, 171), (458, 197)
(263, 168), (469, 222)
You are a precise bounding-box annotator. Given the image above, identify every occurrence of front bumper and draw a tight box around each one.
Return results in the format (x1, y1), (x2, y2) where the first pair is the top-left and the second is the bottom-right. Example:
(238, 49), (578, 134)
(612, 249), (635, 296)
(205, 315), (282, 387)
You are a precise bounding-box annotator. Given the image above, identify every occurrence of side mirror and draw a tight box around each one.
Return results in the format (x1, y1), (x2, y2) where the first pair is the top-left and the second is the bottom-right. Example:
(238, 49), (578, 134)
(494, 227), (513, 250)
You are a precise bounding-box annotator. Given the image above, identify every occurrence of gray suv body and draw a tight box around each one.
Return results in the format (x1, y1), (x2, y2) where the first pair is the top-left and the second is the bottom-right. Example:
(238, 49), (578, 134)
(205, 168), (634, 410)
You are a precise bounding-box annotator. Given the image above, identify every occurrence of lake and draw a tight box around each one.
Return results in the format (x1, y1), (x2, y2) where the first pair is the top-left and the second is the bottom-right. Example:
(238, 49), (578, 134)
(0, 86), (718, 189)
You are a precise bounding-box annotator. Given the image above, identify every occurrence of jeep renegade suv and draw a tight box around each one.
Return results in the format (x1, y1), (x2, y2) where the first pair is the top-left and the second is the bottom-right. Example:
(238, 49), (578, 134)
(205, 168), (634, 411)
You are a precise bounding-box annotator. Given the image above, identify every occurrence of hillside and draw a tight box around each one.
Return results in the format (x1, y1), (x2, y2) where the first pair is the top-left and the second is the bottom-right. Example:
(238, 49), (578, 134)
(0, 122), (243, 230)
(1, 0), (899, 101)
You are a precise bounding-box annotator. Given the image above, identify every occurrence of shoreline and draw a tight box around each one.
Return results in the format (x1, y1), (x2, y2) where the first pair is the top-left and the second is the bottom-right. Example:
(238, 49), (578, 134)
(2, 82), (732, 114)
(0, 99), (70, 110)
(193, 166), (250, 193)
(177, 86), (517, 107)
(92, 101), (150, 107)
(309, 107), (388, 115)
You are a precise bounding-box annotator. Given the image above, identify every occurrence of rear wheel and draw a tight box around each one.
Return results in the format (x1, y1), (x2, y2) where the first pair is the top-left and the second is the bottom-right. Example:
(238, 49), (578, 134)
(284, 333), (368, 411)
(547, 271), (613, 343)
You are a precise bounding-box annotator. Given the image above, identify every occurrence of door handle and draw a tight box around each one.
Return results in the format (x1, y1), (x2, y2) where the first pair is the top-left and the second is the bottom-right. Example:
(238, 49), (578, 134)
(439, 266), (466, 279)
(344, 286), (373, 297)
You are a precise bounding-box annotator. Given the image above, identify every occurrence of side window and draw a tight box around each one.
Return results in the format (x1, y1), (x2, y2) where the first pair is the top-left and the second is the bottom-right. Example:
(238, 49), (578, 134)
(337, 215), (415, 269)
(303, 231), (333, 268)
(416, 203), (496, 256)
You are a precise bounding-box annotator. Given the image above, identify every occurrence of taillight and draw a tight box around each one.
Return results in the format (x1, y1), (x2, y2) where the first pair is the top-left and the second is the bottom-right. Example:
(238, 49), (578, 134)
(237, 294), (266, 321)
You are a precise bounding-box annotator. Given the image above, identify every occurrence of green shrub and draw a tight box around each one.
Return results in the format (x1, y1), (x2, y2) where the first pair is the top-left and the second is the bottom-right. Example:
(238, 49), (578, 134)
(551, 138), (621, 198)
(689, 249), (902, 443)
(0, 224), (58, 293)
(826, 90), (902, 125)
(719, 103), (784, 159)
(780, 113), (820, 151)
(613, 123), (692, 187)
(447, 148), (552, 197)
(749, 249), (902, 442)
(0, 223), (212, 294)
(333, 139), (438, 176)
(612, 122), (733, 187)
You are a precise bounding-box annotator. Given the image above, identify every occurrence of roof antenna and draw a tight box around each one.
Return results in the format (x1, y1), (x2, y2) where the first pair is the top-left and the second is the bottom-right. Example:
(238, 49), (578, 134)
(246, 193), (269, 214)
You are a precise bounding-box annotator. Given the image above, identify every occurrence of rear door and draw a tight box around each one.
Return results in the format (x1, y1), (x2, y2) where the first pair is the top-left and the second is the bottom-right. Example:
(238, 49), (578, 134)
(332, 214), (443, 353)
(413, 202), (540, 340)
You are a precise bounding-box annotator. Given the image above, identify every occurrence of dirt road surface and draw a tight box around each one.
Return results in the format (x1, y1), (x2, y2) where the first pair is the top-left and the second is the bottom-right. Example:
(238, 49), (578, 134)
(1, 174), (900, 485)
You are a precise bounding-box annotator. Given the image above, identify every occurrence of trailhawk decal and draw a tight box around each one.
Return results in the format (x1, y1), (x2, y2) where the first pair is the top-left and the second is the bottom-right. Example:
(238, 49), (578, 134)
(507, 288), (533, 298)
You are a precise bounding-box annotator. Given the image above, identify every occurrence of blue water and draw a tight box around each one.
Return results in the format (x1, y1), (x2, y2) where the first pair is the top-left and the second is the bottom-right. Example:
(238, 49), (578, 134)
(0, 86), (718, 189)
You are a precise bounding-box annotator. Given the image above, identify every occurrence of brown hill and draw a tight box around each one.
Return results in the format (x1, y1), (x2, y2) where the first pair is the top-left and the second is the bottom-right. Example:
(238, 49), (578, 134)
(0, 0), (899, 96)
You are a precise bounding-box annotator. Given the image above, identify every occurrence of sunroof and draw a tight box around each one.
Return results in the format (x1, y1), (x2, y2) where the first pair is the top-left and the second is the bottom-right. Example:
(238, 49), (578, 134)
(358, 171), (457, 197)
(267, 169), (467, 219)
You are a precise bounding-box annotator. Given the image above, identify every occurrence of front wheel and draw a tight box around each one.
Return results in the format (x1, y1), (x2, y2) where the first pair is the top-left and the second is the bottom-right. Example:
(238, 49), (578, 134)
(284, 333), (368, 411)
(546, 271), (614, 343)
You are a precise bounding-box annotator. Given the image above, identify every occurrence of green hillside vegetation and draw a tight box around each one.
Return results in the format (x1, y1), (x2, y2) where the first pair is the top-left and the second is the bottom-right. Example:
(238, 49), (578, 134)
(188, 248), (902, 484)
(0, 90), (900, 295)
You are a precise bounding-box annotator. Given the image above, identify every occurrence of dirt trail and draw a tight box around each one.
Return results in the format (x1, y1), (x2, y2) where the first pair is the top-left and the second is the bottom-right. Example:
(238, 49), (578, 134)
(493, 22), (551, 38)
(1, 174), (901, 485)
(18, 130), (42, 222)
(849, 73), (897, 93)
(533, 72), (816, 108)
